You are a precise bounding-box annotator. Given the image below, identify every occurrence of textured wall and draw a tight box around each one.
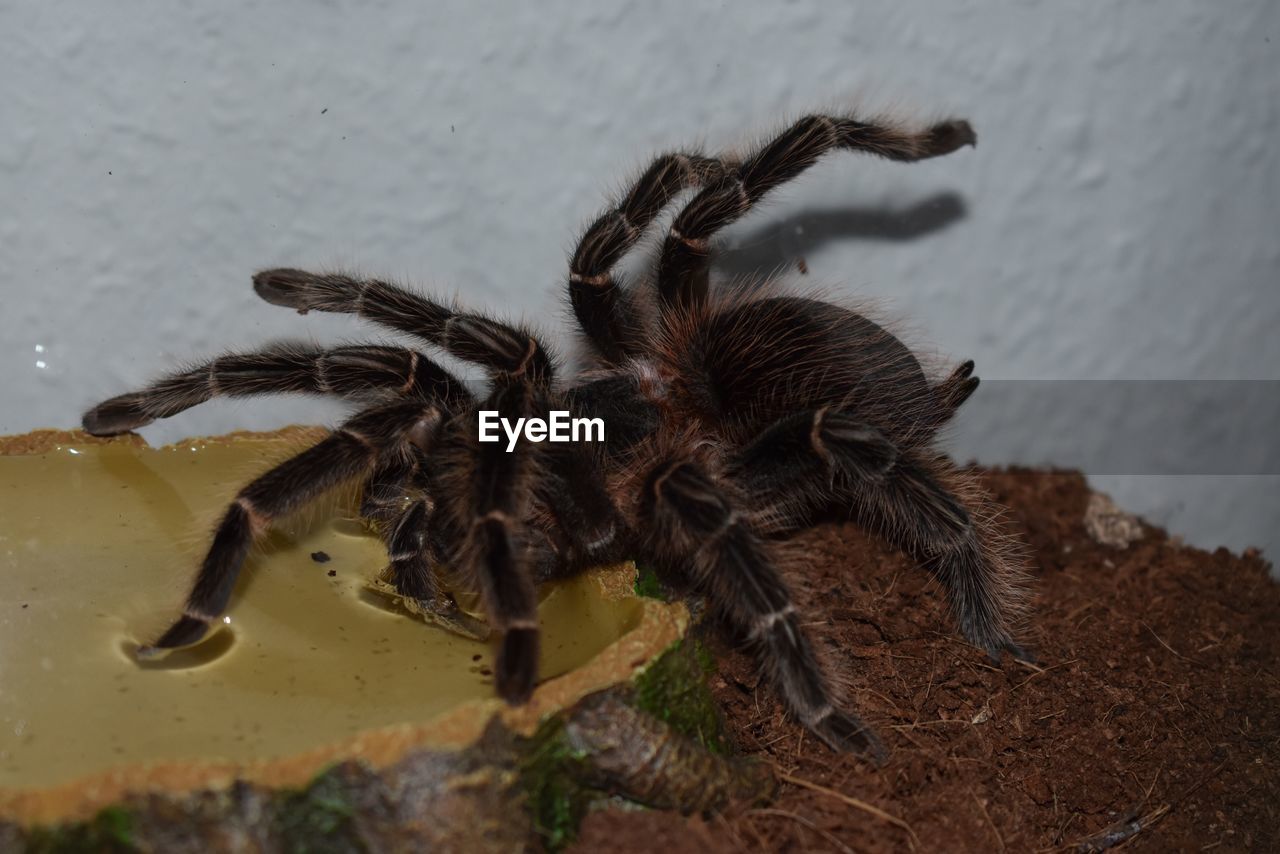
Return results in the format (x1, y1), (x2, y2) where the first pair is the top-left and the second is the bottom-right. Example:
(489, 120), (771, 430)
(3, 1), (1277, 557)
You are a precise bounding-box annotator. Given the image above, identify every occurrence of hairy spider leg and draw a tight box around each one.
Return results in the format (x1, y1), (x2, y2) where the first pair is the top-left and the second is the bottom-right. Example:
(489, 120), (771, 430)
(252, 270), (554, 383)
(82, 343), (468, 436)
(656, 114), (977, 311)
(845, 455), (1030, 661)
(533, 441), (625, 571)
(434, 380), (546, 703)
(732, 408), (899, 498)
(569, 114), (975, 361)
(136, 400), (445, 656)
(933, 358), (980, 419)
(732, 409), (1027, 662)
(360, 451), (427, 525)
(640, 457), (887, 760)
(569, 152), (727, 362)
(353, 435), (489, 639)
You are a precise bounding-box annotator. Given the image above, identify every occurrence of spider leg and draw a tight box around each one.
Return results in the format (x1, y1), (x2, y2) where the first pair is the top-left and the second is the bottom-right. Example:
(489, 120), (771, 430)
(374, 490), (492, 641)
(853, 455), (1028, 661)
(932, 359), (980, 421)
(358, 448), (490, 639)
(136, 399), (443, 657)
(439, 381), (546, 703)
(733, 410), (1027, 661)
(732, 408), (898, 500)
(534, 442), (625, 570)
(359, 451), (424, 526)
(83, 343), (469, 436)
(252, 269), (554, 382)
(658, 114), (976, 310)
(570, 152), (727, 362)
(381, 494), (442, 601)
(640, 456), (887, 759)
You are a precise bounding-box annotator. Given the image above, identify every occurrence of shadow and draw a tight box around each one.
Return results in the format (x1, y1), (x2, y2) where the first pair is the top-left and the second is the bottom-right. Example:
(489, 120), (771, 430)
(125, 630), (237, 670)
(713, 192), (968, 282)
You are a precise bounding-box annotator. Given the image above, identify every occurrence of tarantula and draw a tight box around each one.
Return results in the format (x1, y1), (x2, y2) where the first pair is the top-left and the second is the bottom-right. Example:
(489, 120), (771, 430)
(83, 111), (1028, 759)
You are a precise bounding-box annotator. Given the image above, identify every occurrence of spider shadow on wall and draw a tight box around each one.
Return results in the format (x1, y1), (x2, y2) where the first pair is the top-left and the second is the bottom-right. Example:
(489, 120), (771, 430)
(712, 191), (967, 287)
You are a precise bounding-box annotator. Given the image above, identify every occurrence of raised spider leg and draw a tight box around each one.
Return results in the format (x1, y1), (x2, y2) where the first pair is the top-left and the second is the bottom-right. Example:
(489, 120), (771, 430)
(136, 399), (443, 657)
(658, 114), (976, 310)
(82, 343), (469, 436)
(732, 409), (1027, 662)
(252, 270), (554, 382)
(569, 152), (727, 362)
(640, 456), (887, 760)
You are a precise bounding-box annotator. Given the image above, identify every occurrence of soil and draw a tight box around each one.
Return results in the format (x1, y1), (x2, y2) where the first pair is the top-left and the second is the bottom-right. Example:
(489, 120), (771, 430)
(572, 468), (1279, 853)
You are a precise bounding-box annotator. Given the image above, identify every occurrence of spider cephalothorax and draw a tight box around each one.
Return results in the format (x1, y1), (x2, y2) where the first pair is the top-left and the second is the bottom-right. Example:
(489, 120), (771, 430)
(84, 111), (1028, 759)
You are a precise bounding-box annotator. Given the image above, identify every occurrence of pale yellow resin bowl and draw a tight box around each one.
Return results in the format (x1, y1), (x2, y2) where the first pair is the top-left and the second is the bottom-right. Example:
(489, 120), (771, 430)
(0, 429), (686, 825)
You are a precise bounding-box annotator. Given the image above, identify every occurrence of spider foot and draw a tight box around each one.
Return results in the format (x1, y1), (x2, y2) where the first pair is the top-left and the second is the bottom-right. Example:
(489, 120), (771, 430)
(984, 638), (1038, 667)
(252, 268), (318, 313)
(135, 614), (213, 660)
(416, 600), (491, 641)
(366, 577), (492, 640)
(810, 708), (888, 763)
(925, 119), (977, 156)
(83, 393), (154, 436)
(496, 626), (539, 705)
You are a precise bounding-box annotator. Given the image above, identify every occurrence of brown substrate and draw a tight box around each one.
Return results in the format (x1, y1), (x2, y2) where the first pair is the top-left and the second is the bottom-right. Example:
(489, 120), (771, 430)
(573, 469), (1279, 853)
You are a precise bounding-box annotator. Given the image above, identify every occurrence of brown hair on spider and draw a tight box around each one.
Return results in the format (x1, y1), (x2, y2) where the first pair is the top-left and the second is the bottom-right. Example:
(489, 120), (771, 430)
(83, 109), (1029, 760)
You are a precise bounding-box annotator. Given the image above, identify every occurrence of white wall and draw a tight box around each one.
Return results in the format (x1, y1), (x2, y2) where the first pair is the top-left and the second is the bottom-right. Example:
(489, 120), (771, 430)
(3, 1), (1277, 559)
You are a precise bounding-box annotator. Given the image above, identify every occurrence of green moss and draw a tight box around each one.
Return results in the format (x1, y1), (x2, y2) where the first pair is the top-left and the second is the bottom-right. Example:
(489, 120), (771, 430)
(518, 719), (593, 851)
(632, 563), (665, 600)
(24, 806), (137, 853)
(632, 639), (726, 755)
(274, 769), (363, 854)
(517, 637), (726, 848)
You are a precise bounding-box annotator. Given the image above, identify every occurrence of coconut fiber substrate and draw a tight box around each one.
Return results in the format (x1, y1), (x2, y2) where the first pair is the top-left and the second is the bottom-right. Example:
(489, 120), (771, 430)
(572, 468), (1279, 853)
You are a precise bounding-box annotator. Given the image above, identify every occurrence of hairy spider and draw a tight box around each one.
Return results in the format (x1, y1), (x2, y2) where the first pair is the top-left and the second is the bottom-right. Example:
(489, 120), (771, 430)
(83, 111), (1028, 759)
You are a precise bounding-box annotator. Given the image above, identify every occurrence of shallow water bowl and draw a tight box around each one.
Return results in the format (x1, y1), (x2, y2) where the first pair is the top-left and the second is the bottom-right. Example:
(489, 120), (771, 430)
(0, 429), (718, 850)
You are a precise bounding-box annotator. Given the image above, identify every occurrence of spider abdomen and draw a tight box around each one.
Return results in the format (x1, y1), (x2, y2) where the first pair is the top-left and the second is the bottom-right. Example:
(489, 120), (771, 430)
(685, 296), (946, 444)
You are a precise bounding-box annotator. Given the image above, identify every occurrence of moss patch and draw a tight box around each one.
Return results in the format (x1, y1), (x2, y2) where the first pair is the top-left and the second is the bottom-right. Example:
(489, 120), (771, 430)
(518, 719), (594, 851)
(274, 768), (362, 853)
(23, 806), (137, 854)
(518, 640), (726, 849)
(632, 639), (726, 755)
(632, 563), (665, 600)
